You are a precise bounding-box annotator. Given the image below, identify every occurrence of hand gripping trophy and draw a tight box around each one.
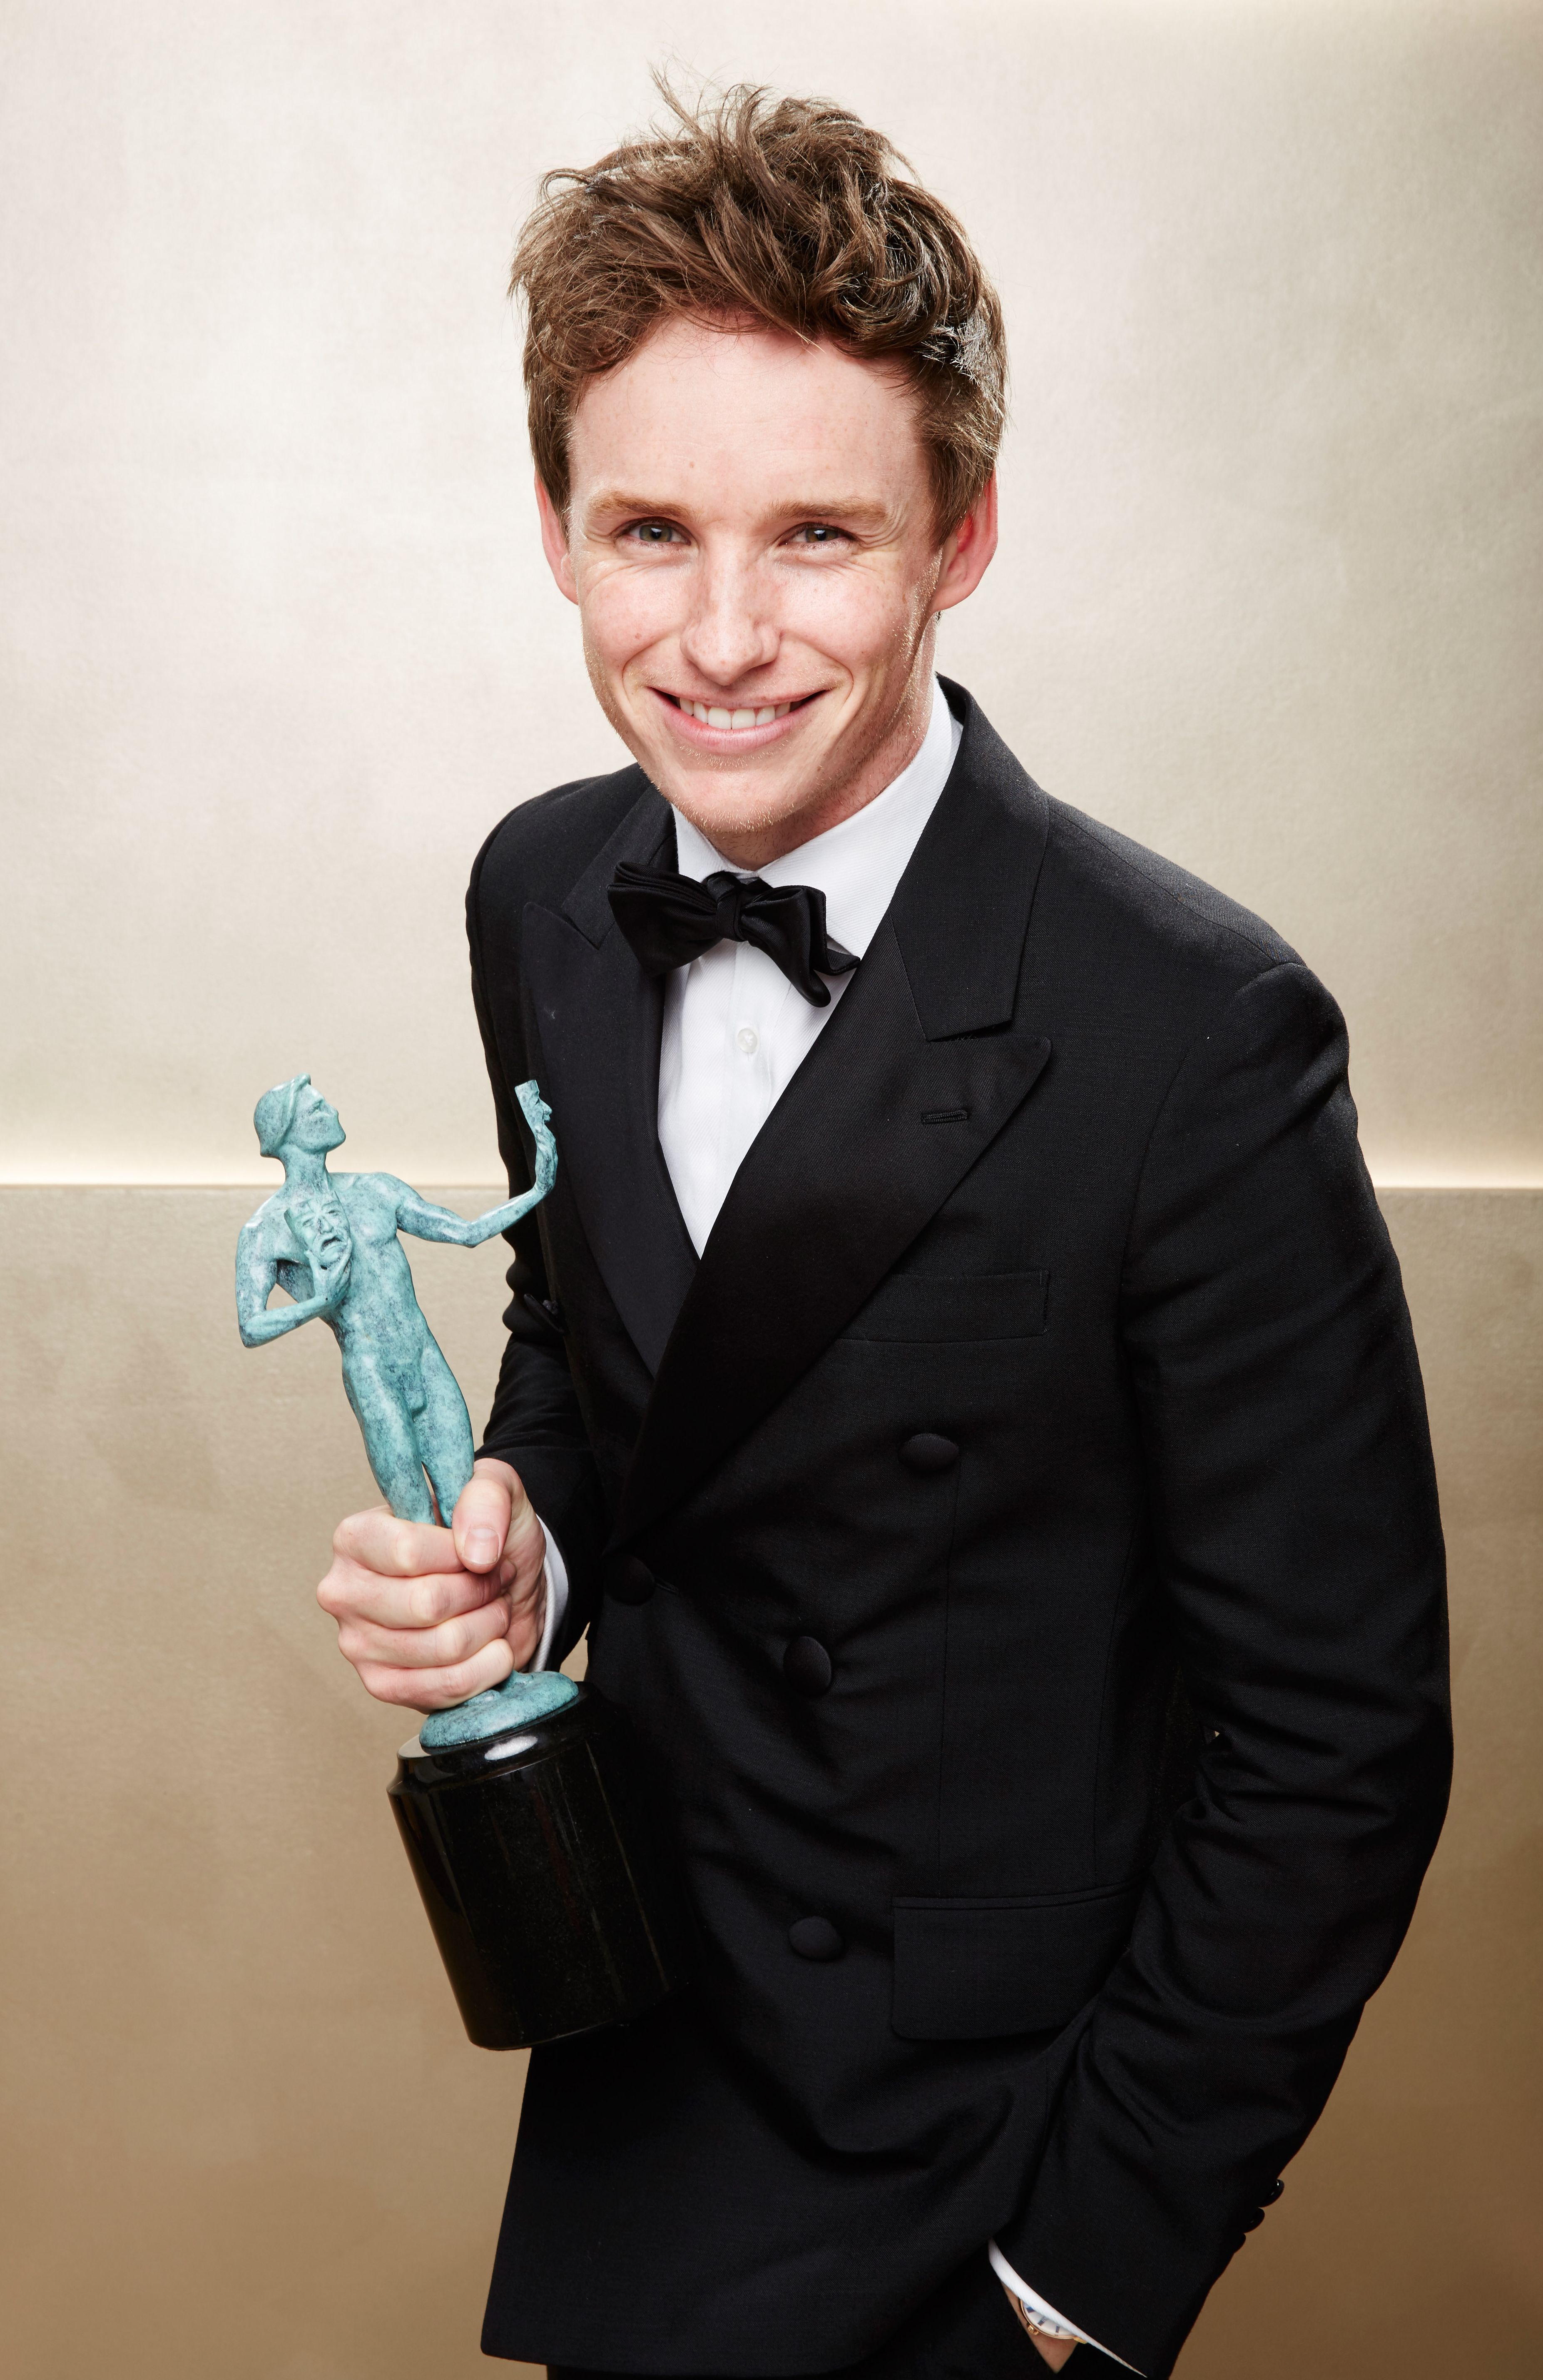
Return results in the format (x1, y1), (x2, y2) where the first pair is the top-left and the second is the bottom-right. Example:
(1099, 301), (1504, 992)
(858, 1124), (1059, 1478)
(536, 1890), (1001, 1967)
(237, 1074), (687, 2047)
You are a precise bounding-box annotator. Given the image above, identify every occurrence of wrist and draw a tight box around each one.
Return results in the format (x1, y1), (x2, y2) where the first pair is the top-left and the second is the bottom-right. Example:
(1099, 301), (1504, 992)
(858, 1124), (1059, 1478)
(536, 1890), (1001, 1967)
(505, 1569), (548, 1667)
(1004, 2294), (1077, 2370)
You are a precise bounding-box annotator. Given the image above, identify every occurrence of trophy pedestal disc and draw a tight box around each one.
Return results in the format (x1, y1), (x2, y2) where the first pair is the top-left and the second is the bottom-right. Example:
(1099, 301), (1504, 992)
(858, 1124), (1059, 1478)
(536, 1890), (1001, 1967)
(388, 1685), (691, 2049)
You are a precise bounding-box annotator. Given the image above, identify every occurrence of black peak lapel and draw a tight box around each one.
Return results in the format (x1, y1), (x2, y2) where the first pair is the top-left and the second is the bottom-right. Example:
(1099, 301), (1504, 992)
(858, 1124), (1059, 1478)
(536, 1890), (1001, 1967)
(523, 782), (699, 1377)
(898, 679), (1048, 1038)
(615, 690), (1053, 1545)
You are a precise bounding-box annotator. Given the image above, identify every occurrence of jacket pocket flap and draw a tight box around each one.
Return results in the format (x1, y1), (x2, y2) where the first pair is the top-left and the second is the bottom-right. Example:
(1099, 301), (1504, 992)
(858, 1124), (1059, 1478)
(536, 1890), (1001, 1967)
(844, 1270), (1050, 1342)
(891, 1885), (1137, 2041)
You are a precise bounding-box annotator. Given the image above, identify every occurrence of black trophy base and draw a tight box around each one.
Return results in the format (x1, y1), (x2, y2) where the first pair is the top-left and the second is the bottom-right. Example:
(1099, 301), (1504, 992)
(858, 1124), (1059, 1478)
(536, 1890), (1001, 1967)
(388, 1683), (691, 2049)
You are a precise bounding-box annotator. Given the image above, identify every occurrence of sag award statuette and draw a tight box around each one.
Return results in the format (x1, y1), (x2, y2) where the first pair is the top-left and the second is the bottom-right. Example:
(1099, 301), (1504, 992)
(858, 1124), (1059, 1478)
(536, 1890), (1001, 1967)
(236, 1073), (688, 2048)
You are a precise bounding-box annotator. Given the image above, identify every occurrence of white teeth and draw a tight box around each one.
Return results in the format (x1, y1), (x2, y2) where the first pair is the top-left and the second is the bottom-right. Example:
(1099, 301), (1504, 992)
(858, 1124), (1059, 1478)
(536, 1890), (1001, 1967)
(680, 698), (798, 729)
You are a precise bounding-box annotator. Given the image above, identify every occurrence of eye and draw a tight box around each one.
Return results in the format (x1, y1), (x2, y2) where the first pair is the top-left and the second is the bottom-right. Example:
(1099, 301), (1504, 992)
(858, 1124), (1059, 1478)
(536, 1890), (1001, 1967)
(786, 523), (852, 548)
(623, 520), (686, 548)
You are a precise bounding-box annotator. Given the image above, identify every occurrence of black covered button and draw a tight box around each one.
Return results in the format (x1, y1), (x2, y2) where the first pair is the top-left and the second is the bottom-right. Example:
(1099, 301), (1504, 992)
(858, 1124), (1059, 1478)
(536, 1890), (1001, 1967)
(519, 1290), (566, 1336)
(604, 1554), (656, 1605)
(784, 1635), (833, 1698)
(788, 1916), (845, 1961)
(900, 1431), (959, 1475)
(1241, 2179), (1285, 2238)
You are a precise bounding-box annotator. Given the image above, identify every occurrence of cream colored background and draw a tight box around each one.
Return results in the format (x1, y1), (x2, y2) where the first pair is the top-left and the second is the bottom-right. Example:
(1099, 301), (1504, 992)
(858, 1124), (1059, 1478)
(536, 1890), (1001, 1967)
(3, 0), (1540, 1189)
(2, 4), (1539, 2377)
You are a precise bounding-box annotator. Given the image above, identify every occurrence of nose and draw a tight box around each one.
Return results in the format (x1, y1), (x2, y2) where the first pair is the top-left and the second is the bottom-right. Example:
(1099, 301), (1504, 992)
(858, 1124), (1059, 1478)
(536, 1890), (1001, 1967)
(678, 551), (778, 690)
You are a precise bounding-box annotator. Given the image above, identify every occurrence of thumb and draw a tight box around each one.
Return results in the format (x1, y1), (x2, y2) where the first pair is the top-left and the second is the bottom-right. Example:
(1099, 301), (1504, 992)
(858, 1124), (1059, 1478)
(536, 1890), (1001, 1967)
(453, 1460), (524, 1573)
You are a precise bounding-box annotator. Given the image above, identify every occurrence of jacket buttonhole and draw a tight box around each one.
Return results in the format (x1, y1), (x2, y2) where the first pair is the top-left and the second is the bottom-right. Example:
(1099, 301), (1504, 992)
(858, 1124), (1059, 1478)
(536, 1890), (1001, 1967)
(921, 1107), (970, 1126)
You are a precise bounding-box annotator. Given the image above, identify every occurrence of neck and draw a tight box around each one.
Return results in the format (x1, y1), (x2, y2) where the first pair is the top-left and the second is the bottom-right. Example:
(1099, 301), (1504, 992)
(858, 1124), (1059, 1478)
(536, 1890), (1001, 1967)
(280, 1149), (331, 1193)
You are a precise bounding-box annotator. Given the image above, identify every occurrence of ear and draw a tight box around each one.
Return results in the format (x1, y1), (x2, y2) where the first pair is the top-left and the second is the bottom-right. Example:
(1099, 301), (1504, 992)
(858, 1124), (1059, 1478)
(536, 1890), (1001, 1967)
(534, 472), (579, 604)
(931, 473), (999, 616)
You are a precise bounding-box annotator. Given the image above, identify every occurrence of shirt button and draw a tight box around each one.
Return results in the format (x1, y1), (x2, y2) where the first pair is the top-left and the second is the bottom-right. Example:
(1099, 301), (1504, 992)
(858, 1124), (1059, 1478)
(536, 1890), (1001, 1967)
(735, 1025), (759, 1055)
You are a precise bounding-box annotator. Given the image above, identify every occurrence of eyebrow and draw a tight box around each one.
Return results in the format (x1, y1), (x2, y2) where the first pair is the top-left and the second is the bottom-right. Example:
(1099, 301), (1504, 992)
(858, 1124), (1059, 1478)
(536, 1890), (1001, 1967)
(584, 489), (895, 530)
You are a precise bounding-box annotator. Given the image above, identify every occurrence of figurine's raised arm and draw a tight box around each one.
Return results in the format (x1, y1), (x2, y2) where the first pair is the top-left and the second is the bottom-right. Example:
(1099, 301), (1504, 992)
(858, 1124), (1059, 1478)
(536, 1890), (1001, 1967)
(391, 1080), (559, 1249)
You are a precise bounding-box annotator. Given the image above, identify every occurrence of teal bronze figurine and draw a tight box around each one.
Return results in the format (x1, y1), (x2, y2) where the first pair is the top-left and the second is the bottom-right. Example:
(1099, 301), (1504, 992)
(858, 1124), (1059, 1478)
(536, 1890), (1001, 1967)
(237, 1069), (689, 2047)
(236, 1072), (576, 1748)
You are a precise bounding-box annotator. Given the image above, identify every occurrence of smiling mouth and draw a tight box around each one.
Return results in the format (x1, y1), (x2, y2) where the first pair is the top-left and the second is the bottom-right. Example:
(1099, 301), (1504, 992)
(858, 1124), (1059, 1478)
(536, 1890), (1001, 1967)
(662, 691), (819, 732)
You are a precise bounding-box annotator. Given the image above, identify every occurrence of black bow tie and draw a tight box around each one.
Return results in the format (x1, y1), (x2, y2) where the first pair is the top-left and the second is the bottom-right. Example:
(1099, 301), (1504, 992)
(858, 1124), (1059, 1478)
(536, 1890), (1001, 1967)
(608, 860), (859, 1007)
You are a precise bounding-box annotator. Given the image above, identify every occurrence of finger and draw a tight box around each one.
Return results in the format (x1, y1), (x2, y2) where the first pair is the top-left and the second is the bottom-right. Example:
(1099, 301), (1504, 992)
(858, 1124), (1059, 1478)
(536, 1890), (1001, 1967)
(318, 1552), (505, 1630)
(333, 1504), (456, 1579)
(466, 1458), (548, 1597)
(337, 1593), (513, 1673)
(354, 1635), (517, 1713)
(454, 1462), (524, 1573)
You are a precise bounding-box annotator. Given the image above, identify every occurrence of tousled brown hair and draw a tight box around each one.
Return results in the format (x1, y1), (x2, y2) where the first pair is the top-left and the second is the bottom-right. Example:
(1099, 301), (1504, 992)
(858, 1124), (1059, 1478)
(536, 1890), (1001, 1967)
(509, 82), (1006, 535)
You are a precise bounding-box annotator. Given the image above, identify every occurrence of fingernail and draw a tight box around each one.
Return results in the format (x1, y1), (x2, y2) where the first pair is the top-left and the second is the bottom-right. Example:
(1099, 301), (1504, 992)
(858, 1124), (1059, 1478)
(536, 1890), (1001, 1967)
(464, 1528), (499, 1567)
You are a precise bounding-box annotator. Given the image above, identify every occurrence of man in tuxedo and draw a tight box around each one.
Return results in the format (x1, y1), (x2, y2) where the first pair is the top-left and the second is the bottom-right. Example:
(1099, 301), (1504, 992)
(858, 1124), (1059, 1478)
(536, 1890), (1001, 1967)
(317, 87), (1450, 2380)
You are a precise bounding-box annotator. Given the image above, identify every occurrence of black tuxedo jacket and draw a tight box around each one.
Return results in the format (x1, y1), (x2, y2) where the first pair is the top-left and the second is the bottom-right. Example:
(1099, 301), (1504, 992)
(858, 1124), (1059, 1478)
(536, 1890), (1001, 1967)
(466, 683), (1449, 2379)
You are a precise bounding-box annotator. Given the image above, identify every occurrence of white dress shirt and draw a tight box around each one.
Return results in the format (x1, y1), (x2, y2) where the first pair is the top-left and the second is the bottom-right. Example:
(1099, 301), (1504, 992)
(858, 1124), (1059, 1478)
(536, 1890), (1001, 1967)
(531, 678), (1131, 2367)
(658, 675), (961, 1255)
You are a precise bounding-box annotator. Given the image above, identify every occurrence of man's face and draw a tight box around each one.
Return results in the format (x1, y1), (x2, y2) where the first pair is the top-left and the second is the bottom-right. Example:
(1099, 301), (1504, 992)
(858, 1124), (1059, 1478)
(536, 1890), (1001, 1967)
(293, 1084), (345, 1154)
(538, 319), (996, 866)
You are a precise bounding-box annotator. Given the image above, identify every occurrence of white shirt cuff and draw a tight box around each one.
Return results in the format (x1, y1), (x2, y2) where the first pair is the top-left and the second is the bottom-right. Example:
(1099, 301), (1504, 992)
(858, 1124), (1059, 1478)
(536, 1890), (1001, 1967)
(527, 1519), (569, 1673)
(988, 2241), (1142, 2371)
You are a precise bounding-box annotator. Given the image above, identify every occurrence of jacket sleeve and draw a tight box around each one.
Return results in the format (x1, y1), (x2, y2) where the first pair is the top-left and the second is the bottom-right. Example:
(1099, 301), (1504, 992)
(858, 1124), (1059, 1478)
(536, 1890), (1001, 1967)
(467, 841), (608, 1662)
(993, 960), (1451, 2378)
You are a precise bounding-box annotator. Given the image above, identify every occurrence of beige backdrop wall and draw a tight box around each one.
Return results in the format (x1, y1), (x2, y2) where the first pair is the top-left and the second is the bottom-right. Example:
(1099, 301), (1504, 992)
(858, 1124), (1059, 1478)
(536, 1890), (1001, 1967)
(2, 4), (1538, 2377)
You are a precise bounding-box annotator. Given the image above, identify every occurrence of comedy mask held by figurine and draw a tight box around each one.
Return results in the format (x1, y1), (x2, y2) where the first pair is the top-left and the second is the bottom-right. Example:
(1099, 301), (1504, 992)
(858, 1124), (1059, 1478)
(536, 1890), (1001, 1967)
(237, 1073), (689, 2047)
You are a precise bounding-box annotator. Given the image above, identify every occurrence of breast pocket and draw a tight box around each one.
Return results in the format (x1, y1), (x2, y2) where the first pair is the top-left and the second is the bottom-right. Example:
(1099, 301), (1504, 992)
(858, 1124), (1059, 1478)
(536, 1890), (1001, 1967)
(891, 1883), (1137, 2040)
(844, 1271), (1050, 1343)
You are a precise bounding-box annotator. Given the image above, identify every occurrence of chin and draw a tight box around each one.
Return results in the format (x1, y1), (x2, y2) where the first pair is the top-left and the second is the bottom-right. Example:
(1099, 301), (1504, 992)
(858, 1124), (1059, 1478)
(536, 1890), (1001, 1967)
(674, 781), (804, 845)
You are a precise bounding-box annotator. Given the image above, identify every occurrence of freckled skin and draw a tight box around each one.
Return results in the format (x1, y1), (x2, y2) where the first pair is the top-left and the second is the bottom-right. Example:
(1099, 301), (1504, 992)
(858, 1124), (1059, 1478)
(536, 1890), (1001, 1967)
(537, 317), (998, 870)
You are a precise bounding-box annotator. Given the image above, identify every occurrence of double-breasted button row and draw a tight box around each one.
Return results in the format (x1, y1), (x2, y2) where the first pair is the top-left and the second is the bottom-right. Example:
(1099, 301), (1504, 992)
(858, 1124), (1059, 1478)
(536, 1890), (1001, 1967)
(900, 1431), (958, 1474)
(604, 1570), (838, 1706)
